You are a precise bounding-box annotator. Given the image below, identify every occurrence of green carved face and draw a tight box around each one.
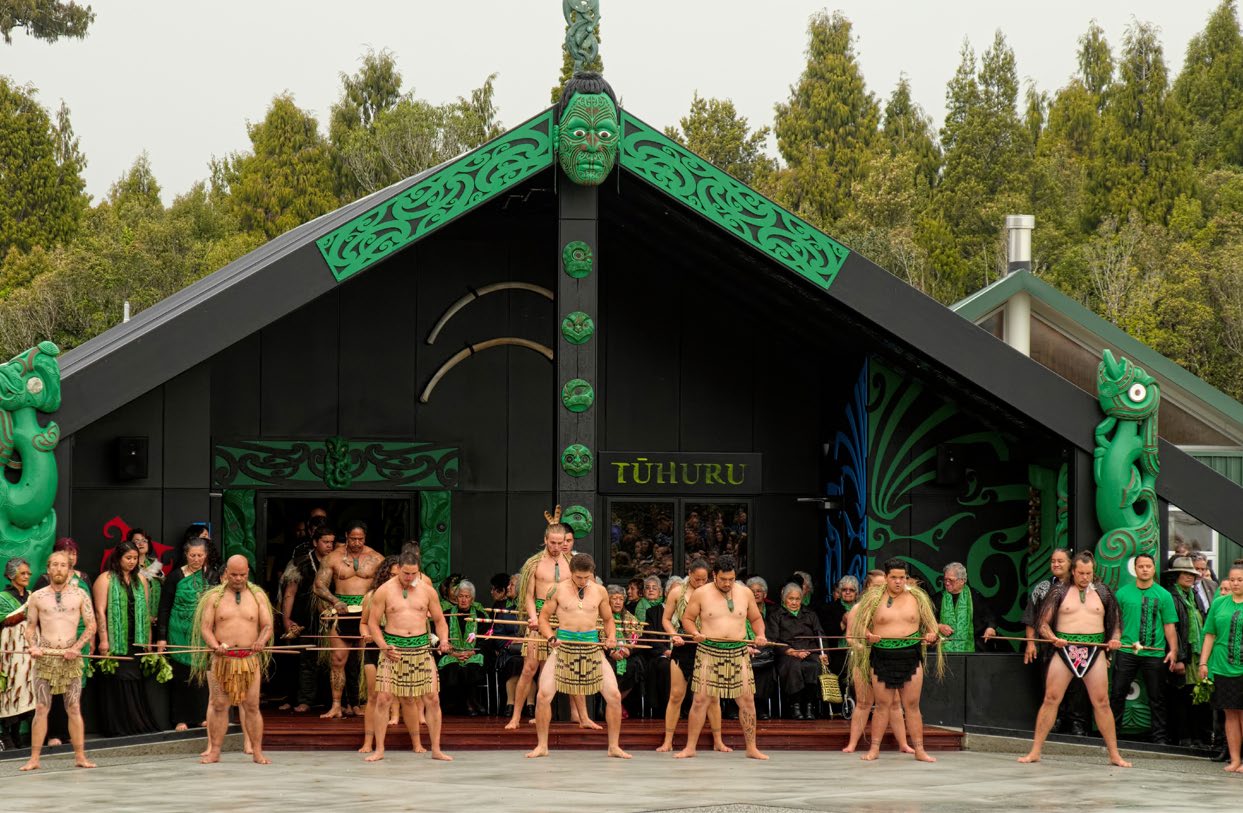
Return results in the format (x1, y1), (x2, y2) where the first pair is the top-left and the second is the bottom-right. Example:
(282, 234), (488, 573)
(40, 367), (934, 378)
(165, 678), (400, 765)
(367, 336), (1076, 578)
(561, 311), (595, 344)
(557, 92), (619, 186)
(561, 443), (593, 477)
(563, 504), (593, 536)
(0, 341), (62, 414)
(562, 241), (593, 279)
(561, 378), (595, 413)
(1097, 349), (1159, 419)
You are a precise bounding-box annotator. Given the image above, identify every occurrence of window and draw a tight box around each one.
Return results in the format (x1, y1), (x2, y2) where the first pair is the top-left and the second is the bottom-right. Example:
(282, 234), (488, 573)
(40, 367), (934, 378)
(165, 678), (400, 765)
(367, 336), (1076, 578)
(607, 498), (751, 582)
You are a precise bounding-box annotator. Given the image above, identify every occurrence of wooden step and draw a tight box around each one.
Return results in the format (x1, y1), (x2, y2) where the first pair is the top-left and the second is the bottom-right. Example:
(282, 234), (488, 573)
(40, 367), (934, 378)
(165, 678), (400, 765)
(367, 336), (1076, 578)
(261, 711), (963, 752)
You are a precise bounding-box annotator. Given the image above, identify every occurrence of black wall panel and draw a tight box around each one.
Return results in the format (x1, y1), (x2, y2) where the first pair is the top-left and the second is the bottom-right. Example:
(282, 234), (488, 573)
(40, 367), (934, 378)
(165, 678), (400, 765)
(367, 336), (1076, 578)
(163, 364), (210, 488)
(754, 340), (824, 495)
(71, 389), (164, 488)
(337, 255), (418, 439)
(451, 491), (507, 583)
(259, 292), (340, 437)
(70, 487), (163, 573)
(161, 488), (211, 550)
(210, 334), (261, 438)
(506, 492), (556, 572)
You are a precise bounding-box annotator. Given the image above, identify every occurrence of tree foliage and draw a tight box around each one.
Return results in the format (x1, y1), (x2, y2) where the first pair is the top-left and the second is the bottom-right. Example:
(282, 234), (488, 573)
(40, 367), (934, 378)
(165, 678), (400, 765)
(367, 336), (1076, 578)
(0, 77), (87, 258)
(664, 93), (775, 186)
(0, 0), (93, 45)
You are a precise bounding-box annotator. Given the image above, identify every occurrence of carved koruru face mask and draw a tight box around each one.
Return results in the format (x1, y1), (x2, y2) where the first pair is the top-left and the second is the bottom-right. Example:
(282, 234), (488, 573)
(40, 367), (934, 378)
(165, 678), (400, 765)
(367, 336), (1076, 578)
(561, 312), (595, 344)
(562, 241), (593, 279)
(561, 378), (595, 413)
(562, 444), (593, 477)
(557, 92), (619, 186)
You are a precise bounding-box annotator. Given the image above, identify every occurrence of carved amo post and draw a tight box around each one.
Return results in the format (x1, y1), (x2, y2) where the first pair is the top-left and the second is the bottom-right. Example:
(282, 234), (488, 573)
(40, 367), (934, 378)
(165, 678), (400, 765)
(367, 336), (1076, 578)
(554, 0), (615, 555)
(0, 342), (62, 585)
(1093, 349), (1160, 590)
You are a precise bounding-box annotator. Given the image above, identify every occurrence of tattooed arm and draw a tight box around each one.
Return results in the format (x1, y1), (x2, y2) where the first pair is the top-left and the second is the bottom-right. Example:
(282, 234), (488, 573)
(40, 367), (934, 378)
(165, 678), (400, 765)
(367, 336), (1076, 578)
(313, 555), (344, 612)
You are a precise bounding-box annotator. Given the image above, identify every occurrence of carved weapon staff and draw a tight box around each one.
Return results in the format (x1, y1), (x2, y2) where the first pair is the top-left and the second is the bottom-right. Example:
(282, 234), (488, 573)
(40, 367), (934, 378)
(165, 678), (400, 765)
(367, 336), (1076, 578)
(474, 633), (653, 650)
(0, 650), (135, 660)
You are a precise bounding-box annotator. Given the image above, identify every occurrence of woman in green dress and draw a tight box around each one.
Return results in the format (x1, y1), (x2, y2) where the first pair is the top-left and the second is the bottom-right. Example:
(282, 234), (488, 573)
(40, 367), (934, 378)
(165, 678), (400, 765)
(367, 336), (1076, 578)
(439, 580), (486, 715)
(92, 541), (159, 736)
(156, 529), (219, 731)
(127, 528), (164, 638)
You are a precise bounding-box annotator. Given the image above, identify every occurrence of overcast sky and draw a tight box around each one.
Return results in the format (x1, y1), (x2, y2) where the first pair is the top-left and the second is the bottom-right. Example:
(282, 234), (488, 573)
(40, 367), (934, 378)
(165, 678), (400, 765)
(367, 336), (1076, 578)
(2, 0), (1226, 204)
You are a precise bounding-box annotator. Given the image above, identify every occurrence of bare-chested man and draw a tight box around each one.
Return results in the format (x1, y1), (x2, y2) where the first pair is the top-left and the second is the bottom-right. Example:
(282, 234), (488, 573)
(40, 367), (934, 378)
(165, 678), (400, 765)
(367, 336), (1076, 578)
(506, 523), (593, 729)
(526, 552), (629, 760)
(366, 550), (452, 762)
(198, 555), (274, 765)
(842, 570), (912, 754)
(1019, 551), (1130, 767)
(20, 551), (96, 771)
(856, 558), (941, 763)
(657, 559), (731, 753)
(674, 554), (766, 760)
(313, 520), (383, 718)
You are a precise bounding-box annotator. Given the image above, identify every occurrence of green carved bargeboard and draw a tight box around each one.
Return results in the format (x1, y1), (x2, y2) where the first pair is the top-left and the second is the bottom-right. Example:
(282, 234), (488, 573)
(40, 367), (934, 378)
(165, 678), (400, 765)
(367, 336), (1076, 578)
(213, 439), (460, 490)
(0, 342), (61, 586)
(316, 111), (554, 283)
(1093, 349), (1160, 591)
(619, 112), (850, 290)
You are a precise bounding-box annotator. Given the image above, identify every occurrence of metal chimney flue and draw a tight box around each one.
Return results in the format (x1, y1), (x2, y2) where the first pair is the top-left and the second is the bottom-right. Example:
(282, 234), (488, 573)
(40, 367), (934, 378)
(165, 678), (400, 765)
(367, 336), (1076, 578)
(1005, 214), (1034, 274)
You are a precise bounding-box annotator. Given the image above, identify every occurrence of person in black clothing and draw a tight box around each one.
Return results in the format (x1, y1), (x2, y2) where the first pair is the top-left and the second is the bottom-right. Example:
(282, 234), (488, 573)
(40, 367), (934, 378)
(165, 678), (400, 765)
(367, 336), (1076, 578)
(745, 576), (776, 720)
(91, 541), (160, 737)
(280, 526), (336, 712)
(769, 582), (829, 719)
(936, 562), (997, 653)
(156, 527), (220, 730)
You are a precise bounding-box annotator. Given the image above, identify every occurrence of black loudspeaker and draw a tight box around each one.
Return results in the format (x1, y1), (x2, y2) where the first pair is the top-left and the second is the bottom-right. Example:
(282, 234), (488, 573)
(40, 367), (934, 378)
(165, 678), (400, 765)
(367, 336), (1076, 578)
(115, 436), (149, 481)
(936, 444), (966, 486)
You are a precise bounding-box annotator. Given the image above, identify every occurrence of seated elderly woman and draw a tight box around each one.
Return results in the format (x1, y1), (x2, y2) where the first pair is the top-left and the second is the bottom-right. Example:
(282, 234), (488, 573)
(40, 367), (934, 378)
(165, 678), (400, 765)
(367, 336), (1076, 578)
(437, 579), (486, 716)
(604, 585), (644, 718)
(745, 576), (778, 720)
(816, 575), (861, 674)
(768, 581), (829, 720)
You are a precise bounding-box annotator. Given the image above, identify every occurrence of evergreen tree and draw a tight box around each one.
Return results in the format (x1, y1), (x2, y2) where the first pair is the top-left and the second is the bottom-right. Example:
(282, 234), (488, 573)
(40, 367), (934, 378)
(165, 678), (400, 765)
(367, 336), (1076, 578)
(108, 153), (162, 217)
(880, 76), (941, 189)
(1087, 21), (1193, 226)
(226, 94), (338, 240)
(329, 49), (406, 200)
(772, 10), (879, 228)
(1173, 0), (1243, 167)
(0, 0), (93, 44)
(935, 32), (1032, 297)
(0, 78), (87, 257)
(1077, 20), (1114, 101)
(664, 93), (775, 185)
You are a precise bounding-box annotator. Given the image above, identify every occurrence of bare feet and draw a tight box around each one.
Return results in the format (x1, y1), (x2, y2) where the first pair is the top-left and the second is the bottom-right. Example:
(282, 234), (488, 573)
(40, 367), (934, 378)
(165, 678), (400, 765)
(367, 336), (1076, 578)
(320, 705), (343, 719)
(431, 750), (453, 761)
(174, 724), (188, 732)
(503, 717), (521, 730)
(413, 742), (427, 753)
(293, 704), (310, 713)
(1109, 754), (1132, 768)
(1225, 763), (1240, 772)
(745, 747), (769, 760)
(200, 751), (221, 764)
(913, 750), (937, 763)
(578, 718), (603, 731)
(47, 738), (63, 746)
(608, 746), (632, 759)
(525, 746), (548, 759)
(713, 739), (734, 753)
(1017, 751), (1041, 764)
(364, 751), (384, 762)
(388, 716), (400, 726)
(674, 748), (696, 759)
(656, 741), (674, 752)
(243, 738), (253, 755)
(75, 756), (96, 769)
(860, 749), (880, 761)
(900, 744), (916, 754)
(358, 743), (373, 753)
(252, 752), (271, 765)
(841, 744), (857, 753)
(278, 703), (291, 711)
(19, 759), (39, 772)
(1227, 764), (1243, 773)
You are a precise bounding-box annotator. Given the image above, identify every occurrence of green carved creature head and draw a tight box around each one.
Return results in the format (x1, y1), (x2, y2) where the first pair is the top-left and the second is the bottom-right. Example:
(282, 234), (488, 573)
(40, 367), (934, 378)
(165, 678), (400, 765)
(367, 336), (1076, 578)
(563, 504), (593, 536)
(555, 72), (619, 186)
(561, 311), (595, 345)
(562, 240), (593, 279)
(1097, 349), (1159, 420)
(561, 443), (593, 477)
(561, 378), (595, 413)
(0, 341), (62, 414)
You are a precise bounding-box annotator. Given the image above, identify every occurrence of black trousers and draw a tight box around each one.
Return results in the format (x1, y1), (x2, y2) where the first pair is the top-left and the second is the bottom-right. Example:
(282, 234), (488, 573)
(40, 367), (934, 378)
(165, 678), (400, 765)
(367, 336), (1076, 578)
(169, 661), (209, 728)
(295, 648), (323, 707)
(1109, 651), (1167, 741)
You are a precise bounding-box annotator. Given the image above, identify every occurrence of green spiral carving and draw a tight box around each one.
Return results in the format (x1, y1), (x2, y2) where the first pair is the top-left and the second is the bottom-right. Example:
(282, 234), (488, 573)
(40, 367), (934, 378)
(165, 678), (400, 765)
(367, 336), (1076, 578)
(561, 378), (594, 412)
(562, 241), (593, 279)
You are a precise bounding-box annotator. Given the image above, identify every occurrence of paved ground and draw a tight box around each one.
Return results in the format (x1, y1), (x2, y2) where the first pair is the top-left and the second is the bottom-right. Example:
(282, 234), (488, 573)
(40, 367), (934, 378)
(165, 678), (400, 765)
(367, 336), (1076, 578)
(5, 746), (1239, 812)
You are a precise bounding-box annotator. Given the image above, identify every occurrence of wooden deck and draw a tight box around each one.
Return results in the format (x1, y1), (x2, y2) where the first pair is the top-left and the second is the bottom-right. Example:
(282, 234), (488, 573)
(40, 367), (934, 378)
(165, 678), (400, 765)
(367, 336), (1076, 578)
(261, 711), (963, 752)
